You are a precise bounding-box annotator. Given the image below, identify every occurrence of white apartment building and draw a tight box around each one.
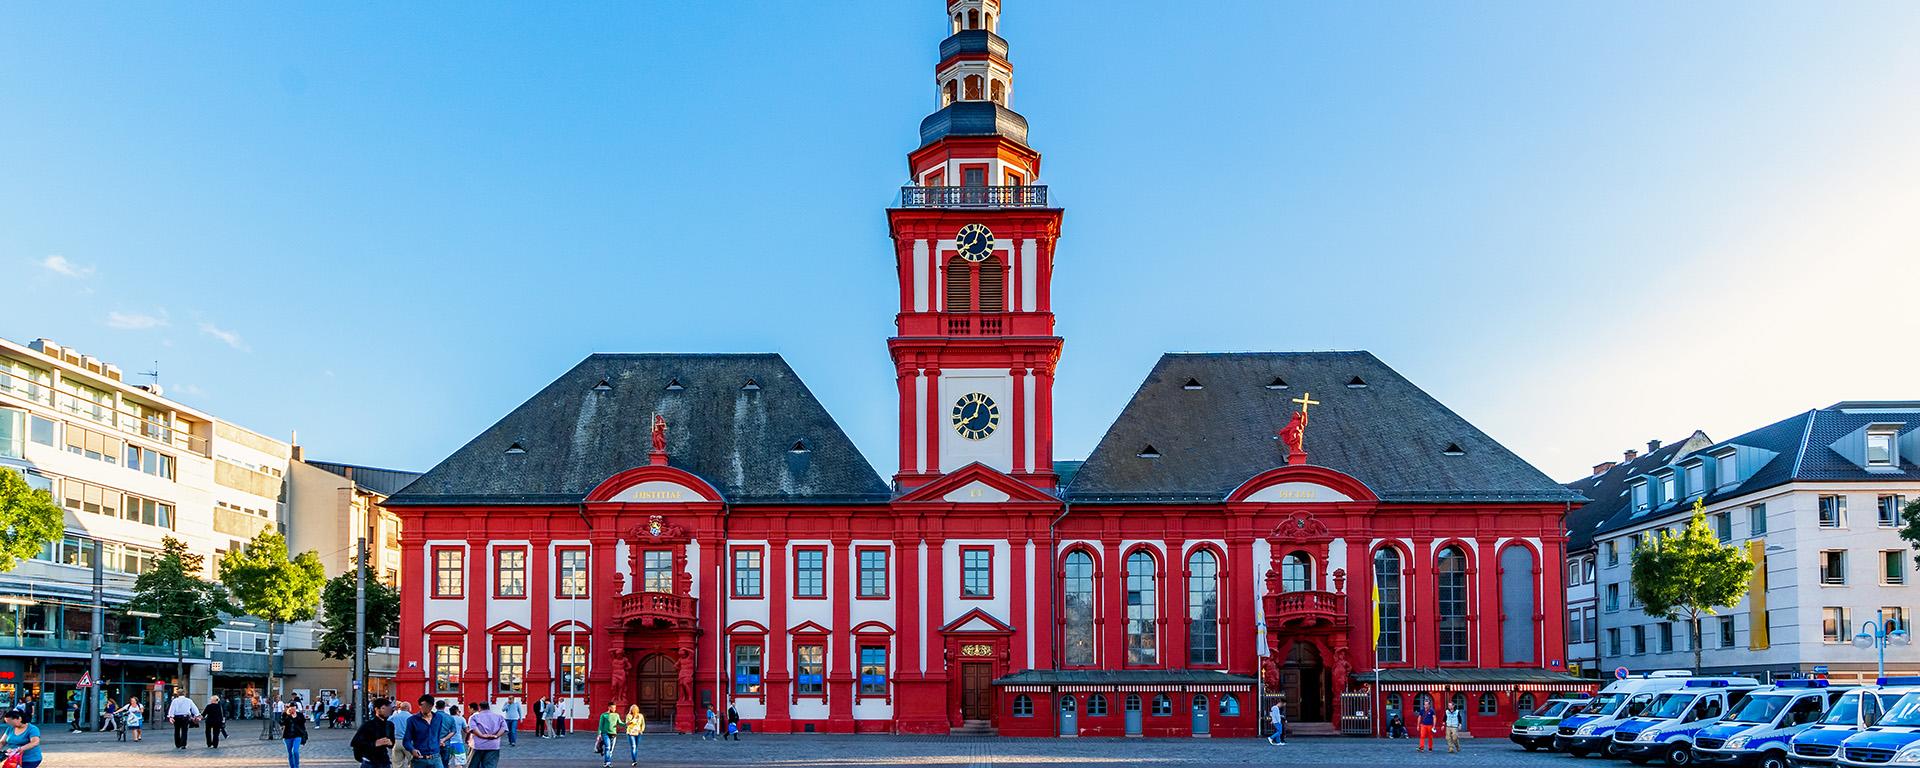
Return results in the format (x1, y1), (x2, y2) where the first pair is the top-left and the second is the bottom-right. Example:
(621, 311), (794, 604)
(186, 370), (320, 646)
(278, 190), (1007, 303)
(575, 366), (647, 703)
(1568, 402), (1920, 681)
(0, 336), (294, 723)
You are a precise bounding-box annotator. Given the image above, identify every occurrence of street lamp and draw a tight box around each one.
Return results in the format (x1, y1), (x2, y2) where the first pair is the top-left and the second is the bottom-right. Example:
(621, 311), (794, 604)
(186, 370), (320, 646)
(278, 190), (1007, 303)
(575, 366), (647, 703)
(1853, 609), (1912, 679)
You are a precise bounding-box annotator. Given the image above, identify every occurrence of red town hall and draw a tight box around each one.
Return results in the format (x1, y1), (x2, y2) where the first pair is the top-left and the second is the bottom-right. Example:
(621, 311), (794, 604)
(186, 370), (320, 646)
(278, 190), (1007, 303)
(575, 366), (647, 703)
(387, 0), (1590, 739)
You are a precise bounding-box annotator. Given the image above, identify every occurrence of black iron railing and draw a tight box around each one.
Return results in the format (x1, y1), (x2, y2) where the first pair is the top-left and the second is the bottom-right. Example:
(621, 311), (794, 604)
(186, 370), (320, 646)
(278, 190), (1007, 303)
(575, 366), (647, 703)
(899, 185), (1049, 209)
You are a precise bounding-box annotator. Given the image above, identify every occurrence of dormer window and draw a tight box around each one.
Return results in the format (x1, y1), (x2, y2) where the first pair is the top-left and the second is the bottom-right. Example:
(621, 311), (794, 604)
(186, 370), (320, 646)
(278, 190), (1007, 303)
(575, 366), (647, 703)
(1658, 473), (1676, 504)
(1684, 462), (1705, 499)
(1715, 449), (1738, 486)
(1632, 481), (1650, 512)
(1867, 430), (1897, 467)
(1182, 378), (1203, 390)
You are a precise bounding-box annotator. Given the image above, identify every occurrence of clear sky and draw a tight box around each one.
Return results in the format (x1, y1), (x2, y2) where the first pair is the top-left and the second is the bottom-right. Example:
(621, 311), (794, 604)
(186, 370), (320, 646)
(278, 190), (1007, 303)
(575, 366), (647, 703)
(4, 2), (1917, 483)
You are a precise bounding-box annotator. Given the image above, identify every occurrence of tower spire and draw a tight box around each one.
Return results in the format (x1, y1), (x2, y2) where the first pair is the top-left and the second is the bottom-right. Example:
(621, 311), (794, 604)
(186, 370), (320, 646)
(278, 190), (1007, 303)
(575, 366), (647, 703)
(918, 0), (1030, 156)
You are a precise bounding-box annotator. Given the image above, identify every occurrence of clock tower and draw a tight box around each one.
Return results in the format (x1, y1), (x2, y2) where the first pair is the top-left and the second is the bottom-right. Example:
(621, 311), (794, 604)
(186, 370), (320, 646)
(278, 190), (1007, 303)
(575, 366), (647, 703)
(888, 0), (1063, 491)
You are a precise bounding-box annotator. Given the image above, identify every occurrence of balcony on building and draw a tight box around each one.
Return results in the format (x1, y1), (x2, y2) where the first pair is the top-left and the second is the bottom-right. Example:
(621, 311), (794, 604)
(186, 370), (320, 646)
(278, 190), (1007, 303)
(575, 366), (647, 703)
(898, 184), (1049, 210)
(1263, 590), (1348, 630)
(616, 590), (696, 630)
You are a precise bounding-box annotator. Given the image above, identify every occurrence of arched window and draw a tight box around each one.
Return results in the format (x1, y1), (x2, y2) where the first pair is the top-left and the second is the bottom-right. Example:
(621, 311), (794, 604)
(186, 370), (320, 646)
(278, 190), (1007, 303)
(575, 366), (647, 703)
(1373, 547), (1404, 663)
(985, 12), (995, 31)
(977, 258), (1005, 312)
(1499, 546), (1537, 663)
(1415, 692), (1432, 709)
(1151, 694), (1173, 716)
(1013, 694), (1033, 717)
(1088, 693), (1108, 716)
(944, 257), (972, 312)
(967, 8), (979, 29)
(1125, 550), (1158, 665)
(1478, 692), (1498, 716)
(990, 79), (1006, 105)
(1063, 550), (1095, 666)
(1186, 550), (1220, 665)
(1450, 693), (1468, 715)
(1517, 693), (1537, 714)
(1281, 552), (1312, 592)
(943, 79), (957, 107)
(1437, 546), (1469, 663)
(964, 75), (983, 101)
(1220, 694), (1240, 716)
(953, 12), (963, 34)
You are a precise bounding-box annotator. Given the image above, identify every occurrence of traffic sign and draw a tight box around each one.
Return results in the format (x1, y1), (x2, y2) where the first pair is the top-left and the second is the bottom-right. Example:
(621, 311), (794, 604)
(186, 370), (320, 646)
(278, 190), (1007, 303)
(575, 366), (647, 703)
(1615, 666), (1630, 680)
(76, 673), (92, 688)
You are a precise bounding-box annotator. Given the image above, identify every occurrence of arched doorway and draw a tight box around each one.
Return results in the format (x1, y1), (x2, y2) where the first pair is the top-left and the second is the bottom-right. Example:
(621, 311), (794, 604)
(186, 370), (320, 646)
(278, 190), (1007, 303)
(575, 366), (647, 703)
(1280, 642), (1329, 723)
(635, 654), (678, 731)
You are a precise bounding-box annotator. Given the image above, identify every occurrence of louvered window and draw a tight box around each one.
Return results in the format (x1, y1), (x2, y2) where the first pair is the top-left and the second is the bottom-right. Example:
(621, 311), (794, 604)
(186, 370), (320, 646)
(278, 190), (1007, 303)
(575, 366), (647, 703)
(977, 259), (1005, 311)
(945, 257), (972, 311)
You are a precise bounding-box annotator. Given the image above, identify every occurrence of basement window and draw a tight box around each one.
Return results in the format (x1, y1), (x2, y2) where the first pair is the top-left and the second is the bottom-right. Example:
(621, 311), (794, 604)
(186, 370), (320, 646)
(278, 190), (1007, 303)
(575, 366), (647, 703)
(504, 442), (527, 455)
(1137, 445), (1161, 459)
(1265, 377), (1288, 390)
(592, 379), (612, 392)
(742, 378), (761, 391)
(664, 379), (684, 392)
(1182, 378), (1203, 390)
(1347, 376), (1368, 388)
(1442, 443), (1466, 456)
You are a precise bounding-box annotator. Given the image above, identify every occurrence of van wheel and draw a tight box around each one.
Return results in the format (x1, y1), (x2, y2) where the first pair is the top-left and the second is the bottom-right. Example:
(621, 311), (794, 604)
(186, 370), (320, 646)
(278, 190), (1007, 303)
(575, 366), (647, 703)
(1665, 744), (1693, 766)
(1756, 752), (1789, 768)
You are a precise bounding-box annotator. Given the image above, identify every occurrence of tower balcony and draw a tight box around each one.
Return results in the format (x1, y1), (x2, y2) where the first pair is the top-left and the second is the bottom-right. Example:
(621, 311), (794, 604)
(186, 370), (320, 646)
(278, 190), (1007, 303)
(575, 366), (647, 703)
(617, 591), (697, 630)
(895, 312), (1054, 337)
(1262, 590), (1348, 630)
(899, 184), (1049, 209)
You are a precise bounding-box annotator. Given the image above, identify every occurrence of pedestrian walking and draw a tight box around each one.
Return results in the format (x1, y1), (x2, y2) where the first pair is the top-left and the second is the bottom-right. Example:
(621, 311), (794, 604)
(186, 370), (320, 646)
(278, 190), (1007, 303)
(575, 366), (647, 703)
(726, 705), (741, 741)
(622, 705), (645, 766)
(167, 688), (201, 750)
(280, 701), (310, 768)
(403, 695), (444, 768)
(3, 709), (43, 768)
(466, 701), (506, 768)
(388, 701), (414, 768)
(1266, 700), (1287, 745)
(1416, 700), (1436, 752)
(204, 694), (226, 748)
(500, 697), (523, 747)
(444, 702), (469, 767)
(351, 698), (397, 768)
(1444, 700), (1463, 754)
(125, 699), (144, 741)
(101, 696), (118, 735)
(595, 702), (621, 768)
(703, 707), (719, 741)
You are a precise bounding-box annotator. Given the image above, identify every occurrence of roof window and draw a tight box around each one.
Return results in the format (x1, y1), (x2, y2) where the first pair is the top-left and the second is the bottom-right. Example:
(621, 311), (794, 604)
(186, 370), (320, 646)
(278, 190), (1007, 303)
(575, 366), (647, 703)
(1182, 378), (1203, 390)
(742, 378), (761, 391)
(504, 442), (527, 455)
(1265, 377), (1289, 390)
(592, 379), (612, 392)
(1442, 443), (1466, 456)
(664, 378), (684, 392)
(1137, 445), (1161, 459)
(790, 440), (809, 453)
(1346, 376), (1368, 388)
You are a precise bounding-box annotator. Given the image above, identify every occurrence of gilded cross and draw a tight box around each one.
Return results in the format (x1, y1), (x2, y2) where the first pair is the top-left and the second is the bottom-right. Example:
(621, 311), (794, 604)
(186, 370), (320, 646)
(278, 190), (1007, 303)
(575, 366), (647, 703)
(1291, 392), (1320, 416)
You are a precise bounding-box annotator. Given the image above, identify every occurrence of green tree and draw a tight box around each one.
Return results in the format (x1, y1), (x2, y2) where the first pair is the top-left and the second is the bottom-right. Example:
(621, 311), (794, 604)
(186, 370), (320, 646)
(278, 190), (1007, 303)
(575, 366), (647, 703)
(126, 537), (236, 684)
(1630, 500), (1756, 672)
(1899, 497), (1920, 579)
(0, 469), (64, 572)
(218, 531), (325, 700)
(315, 550), (400, 661)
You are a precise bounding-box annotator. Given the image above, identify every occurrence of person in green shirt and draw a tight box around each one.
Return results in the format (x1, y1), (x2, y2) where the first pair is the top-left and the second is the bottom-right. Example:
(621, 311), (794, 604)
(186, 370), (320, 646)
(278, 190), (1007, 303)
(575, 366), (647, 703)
(596, 702), (622, 768)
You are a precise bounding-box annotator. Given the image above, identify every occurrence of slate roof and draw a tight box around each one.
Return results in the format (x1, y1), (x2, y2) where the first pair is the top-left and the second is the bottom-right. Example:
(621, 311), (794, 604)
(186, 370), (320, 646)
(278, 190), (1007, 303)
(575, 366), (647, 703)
(1064, 352), (1584, 504)
(385, 354), (890, 506)
(1558, 432), (1714, 552)
(305, 460), (422, 498)
(991, 669), (1257, 687)
(1591, 402), (1920, 537)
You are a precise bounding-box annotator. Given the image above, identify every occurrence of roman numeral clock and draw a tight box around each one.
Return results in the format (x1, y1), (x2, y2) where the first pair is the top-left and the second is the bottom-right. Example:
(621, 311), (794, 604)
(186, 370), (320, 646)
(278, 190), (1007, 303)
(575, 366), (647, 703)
(951, 391), (999, 440)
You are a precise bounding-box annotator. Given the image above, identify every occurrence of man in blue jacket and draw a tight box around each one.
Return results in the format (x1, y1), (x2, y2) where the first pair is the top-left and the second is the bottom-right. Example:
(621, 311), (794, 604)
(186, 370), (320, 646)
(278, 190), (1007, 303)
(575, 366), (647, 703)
(402, 695), (444, 768)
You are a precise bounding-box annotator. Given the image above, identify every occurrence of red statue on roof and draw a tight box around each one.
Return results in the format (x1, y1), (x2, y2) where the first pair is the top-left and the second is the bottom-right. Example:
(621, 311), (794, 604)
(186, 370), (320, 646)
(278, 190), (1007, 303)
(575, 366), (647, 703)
(649, 413), (669, 465)
(1279, 392), (1319, 466)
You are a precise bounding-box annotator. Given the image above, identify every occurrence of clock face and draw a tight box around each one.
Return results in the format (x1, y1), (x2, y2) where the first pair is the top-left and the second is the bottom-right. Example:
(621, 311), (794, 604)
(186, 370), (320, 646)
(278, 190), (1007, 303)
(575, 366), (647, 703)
(950, 392), (1000, 440)
(955, 223), (994, 262)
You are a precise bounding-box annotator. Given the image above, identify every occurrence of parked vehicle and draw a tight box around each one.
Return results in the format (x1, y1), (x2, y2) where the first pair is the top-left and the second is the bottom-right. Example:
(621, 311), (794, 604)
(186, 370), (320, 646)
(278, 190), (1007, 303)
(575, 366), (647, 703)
(1787, 679), (1920, 767)
(1833, 685), (1920, 768)
(1556, 673), (1761, 758)
(1692, 680), (1850, 768)
(1512, 696), (1593, 751)
(1609, 679), (1765, 765)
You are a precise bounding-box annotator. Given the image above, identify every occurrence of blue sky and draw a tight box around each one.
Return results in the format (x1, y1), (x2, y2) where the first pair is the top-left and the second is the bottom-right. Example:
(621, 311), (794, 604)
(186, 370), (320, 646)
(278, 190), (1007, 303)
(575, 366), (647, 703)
(4, 2), (1917, 481)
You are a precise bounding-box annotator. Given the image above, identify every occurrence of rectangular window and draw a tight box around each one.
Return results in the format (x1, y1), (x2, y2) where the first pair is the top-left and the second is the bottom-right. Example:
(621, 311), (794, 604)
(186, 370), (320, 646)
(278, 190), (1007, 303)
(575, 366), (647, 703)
(858, 645), (888, 696)
(1717, 451), (1739, 486)
(1605, 584), (1620, 612)
(1607, 628), (1621, 656)
(1720, 616), (1736, 648)
(1606, 540), (1619, 566)
(1880, 495), (1906, 528)
(858, 548), (888, 598)
(1888, 607), (1908, 633)
(732, 548), (762, 598)
(1584, 608), (1597, 644)
(1867, 431), (1897, 467)
(59, 378), (113, 425)
(0, 409), (21, 460)
(1633, 482), (1649, 511)
(1820, 550), (1847, 585)
(0, 357), (53, 405)
(1819, 495), (1847, 528)
(961, 547), (993, 598)
(1686, 464), (1705, 498)
(1823, 607), (1849, 643)
(557, 547), (589, 598)
(558, 643), (586, 695)
(1713, 512), (1732, 542)
(433, 548), (465, 598)
(1567, 561), (1581, 586)
(1658, 623), (1674, 653)
(1631, 625), (1646, 654)
(1749, 504), (1767, 535)
(642, 550), (673, 593)
(1659, 473), (1676, 503)
(494, 549), (527, 598)
(795, 644), (825, 696)
(64, 423), (123, 466)
(794, 548), (825, 598)
(122, 494), (172, 529)
(433, 643), (462, 694)
(1567, 610), (1583, 643)
(27, 414), (54, 447)
(123, 444), (176, 480)
(732, 644), (762, 695)
(496, 642), (525, 694)
(1885, 550), (1906, 585)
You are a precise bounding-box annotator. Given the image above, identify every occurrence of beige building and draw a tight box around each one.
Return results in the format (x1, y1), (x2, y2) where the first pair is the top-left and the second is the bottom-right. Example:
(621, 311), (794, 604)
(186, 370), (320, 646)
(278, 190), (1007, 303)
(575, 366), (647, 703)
(280, 457), (417, 703)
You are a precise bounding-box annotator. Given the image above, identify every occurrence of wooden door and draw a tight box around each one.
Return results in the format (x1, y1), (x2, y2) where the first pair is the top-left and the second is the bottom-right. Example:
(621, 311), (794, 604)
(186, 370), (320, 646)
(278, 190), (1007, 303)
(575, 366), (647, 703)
(635, 654), (677, 731)
(960, 663), (992, 721)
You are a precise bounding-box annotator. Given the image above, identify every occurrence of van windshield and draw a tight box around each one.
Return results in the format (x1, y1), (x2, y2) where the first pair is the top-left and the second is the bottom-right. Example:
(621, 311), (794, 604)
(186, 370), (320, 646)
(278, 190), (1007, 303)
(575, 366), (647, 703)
(1647, 692), (1697, 720)
(1533, 700), (1577, 718)
(1880, 694), (1920, 728)
(1821, 694), (1862, 725)
(1724, 694), (1790, 724)
(1583, 694), (1628, 715)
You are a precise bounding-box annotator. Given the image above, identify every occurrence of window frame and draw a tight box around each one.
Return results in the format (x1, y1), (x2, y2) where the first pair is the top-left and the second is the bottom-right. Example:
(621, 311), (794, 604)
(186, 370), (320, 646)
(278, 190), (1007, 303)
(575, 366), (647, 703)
(1435, 545), (1471, 664)
(1123, 549), (1159, 666)
(1749, 503), (1768, 535)
(793, 547), (827, 599)
(857, 644), (889, 698)
(495, 640), (526, 694)
(640, 549), (674, 594)
(1372, 546), (1405, 664)
(731, 641), (764, 698)
(1719, 616), (1736, 648)
(731, 546), (764, 599)
(856, 547), (890, 600)
(1867, 431), (1897, 467)
(493, 547), (528, 599)
(431, 546), (465, 599)
(555, 546), (590, 599)
(1880, 495), (1907, 528)
(1823, 607), (1849, 644)
(1061, 549), (1097, 668)
(960, 546), (994, 600)
(1820, 549), (1848, 586)
(1819, 495), (1847, 529)
(432, 640), (462, 694)
(794, 643), (826, 697)
(1885, 550), (1908, 586)
(1185, 548), (1222, 667)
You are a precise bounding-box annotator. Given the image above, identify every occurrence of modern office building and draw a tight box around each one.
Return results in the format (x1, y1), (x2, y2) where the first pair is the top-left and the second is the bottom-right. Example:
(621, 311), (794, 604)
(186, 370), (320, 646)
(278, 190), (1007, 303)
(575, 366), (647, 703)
(281, 457), (417, 702)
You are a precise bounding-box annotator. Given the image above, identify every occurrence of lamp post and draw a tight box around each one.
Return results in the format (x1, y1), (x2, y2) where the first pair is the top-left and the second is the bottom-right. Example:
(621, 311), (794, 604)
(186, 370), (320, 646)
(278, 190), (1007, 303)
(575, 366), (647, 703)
(1852, 608), (1911, 679)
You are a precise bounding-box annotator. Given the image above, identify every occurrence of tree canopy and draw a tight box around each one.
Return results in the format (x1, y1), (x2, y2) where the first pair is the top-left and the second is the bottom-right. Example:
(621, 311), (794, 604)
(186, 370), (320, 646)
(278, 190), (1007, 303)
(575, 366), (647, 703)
(1629, 500), (1755, 671)
(126, 537), (236, 680)
(315, 550), (400, 661)
(0, 469), (64, 572)
(218, 531), (326, 626)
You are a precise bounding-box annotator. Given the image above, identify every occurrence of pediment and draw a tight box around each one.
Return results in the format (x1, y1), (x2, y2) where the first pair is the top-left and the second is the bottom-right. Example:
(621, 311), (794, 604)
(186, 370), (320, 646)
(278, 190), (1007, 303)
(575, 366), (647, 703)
(939, 608), (1016, 635)
(897, 462), (1058, 504)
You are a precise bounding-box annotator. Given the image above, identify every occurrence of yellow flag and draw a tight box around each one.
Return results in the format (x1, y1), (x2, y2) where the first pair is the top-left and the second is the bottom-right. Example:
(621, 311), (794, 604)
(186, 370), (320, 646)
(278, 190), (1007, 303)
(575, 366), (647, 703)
(1372, 582), (1381, 647)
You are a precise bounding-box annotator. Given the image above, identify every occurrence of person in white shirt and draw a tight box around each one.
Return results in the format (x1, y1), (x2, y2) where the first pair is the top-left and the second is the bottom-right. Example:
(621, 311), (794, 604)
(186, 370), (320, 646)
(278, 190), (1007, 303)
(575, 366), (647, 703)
(167, 690), (201, 750)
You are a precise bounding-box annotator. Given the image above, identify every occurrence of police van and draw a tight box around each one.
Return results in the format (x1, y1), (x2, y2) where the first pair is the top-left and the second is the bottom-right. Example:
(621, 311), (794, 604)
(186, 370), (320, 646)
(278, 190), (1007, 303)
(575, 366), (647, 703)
(1787, 679), (1920, 767)
(1555, 672), (1760, 758)
(1690, 680), (1849, 768)
(1833, 684), (1920, 767)
(1609, 679), (1765, 765)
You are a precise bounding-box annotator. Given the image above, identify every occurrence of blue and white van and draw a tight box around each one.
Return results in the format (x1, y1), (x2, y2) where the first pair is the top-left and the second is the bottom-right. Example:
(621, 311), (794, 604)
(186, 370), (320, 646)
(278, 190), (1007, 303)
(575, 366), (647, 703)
(1691, 680), (1849, 768)
(1555, 673), (1760, 758)
(1834, 686), (1920, 767)
(1610, 679), (1765, 765)
(1788, 679), (1920, 767)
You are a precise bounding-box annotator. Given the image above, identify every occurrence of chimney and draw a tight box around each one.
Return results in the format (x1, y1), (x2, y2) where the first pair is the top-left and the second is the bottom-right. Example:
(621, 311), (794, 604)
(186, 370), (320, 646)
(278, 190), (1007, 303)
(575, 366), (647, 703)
(1592, 461), (1617, 476)
(1624, 449), (1639, 462)
(1647, 439), (1662, 452)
